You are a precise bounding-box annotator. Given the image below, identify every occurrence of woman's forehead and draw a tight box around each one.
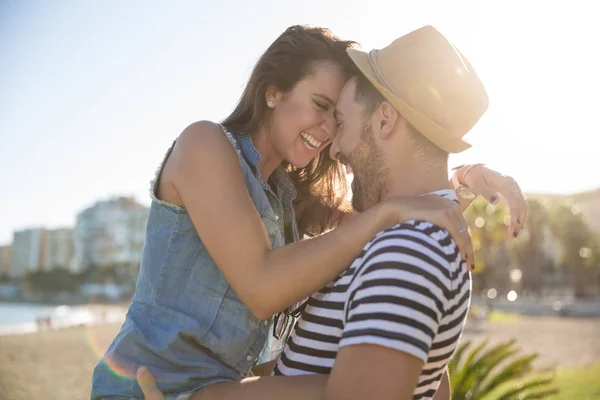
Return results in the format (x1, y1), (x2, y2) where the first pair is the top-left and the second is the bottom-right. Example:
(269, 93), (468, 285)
(296, 62), (345, 100)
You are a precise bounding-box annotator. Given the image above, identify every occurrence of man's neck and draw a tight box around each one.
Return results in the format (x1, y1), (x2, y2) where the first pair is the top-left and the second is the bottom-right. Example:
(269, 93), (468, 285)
(383, 158), (451, 200)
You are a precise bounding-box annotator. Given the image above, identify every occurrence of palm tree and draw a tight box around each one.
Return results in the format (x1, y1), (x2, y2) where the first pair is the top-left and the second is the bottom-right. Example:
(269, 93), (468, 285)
(449, 339), (557, 399)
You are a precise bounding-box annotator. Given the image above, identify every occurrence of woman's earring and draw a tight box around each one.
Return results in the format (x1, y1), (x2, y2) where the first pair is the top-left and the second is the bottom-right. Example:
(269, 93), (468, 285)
(267, 100), (274, 108)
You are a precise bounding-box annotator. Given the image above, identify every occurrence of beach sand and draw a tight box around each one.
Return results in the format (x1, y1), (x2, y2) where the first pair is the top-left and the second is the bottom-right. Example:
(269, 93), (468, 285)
(463, 315), (600, 369)
(0, 324), (119, 400)
(1, 317), (599, 400)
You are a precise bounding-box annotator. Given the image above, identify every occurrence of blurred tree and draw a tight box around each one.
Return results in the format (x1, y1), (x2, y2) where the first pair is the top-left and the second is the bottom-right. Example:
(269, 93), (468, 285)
(465, 195), (600, 299)
(466, 199), (512, 294)
(24, 268), (78, 293)
(511, 199), (552, 295)
(550, 201), (597, 298)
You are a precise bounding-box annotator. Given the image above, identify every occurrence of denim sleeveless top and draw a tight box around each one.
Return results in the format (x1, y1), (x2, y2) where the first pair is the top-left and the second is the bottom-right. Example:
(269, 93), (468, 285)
(91, 125), (300, 398)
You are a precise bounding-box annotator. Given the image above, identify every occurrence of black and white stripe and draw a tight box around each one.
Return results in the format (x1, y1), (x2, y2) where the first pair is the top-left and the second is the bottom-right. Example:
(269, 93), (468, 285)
(274, 190), (472, 399)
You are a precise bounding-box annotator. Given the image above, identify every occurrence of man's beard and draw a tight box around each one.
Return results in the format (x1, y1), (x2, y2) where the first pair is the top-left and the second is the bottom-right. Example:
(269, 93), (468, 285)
(344, 122), (387, 212)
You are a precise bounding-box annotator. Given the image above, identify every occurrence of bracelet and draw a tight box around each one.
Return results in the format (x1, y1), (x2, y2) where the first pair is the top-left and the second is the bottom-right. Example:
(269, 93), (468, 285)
(458, 163), (484, 188)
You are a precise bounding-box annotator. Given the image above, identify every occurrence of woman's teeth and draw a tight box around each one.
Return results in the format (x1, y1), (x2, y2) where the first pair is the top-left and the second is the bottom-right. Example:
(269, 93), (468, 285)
(301, 131), (322, 150)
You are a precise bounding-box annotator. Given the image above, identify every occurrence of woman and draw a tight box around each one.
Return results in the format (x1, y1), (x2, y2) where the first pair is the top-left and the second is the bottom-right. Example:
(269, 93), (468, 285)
(91, 25), (526, 399)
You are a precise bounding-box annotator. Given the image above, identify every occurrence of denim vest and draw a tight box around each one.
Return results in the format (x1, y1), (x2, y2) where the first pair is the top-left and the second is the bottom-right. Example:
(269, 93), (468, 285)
(91, 126), (299, 398)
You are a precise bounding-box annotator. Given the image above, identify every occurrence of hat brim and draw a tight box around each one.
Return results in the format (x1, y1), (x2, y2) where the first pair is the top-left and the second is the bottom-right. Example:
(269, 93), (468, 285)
(346, 47), (472, 154)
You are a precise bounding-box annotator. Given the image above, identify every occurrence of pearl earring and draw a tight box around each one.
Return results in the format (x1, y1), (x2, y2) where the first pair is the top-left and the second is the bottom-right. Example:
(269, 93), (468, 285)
(267, 100), (274, 108)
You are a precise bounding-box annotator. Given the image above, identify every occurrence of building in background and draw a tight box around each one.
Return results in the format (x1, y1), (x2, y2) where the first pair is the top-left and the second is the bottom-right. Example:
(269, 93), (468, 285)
(8, 228), (46, 278)
(70, 196), (148, 277)
(0, 245), (11, 277)
(42, 228), (73, 270)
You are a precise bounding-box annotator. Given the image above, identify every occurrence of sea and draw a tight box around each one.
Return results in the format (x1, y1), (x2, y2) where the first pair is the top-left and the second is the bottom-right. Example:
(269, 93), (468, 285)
(0, 302), (126, 335)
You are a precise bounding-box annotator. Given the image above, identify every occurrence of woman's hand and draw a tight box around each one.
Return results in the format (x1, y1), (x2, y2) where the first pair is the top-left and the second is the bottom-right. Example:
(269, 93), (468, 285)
(455, 164), (529, 237)
(384, 195), (474, 270)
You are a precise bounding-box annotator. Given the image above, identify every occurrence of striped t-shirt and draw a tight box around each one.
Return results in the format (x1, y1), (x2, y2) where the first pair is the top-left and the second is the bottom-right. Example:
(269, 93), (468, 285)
(274, 190), (472, 399)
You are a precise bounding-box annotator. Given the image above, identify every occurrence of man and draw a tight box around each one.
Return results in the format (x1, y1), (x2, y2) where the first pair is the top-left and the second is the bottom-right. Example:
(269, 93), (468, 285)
(137, 25), (521, 399)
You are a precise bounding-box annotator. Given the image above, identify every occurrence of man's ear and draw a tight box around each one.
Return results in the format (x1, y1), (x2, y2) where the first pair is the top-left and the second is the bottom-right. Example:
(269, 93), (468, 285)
(376, 102), (399, 139)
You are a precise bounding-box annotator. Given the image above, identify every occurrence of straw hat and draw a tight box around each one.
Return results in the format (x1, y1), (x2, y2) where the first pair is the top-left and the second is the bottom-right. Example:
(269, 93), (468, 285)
(347, 25), (489, 153)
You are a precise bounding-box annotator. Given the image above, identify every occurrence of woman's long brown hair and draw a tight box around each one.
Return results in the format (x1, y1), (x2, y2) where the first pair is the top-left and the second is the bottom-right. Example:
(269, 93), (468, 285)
(221, 25), (357, 236)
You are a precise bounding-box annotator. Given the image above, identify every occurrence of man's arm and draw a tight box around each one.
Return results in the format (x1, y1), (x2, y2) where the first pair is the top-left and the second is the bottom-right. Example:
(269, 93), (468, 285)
(136, 367), (329, 400)
(324, 356), (450, 400)
(433, 370), (451, 400)
(323, 344), (423, 400)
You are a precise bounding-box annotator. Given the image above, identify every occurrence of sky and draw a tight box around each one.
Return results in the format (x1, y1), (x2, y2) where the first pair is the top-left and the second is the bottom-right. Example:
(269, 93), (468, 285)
(1, 0), (598, 245)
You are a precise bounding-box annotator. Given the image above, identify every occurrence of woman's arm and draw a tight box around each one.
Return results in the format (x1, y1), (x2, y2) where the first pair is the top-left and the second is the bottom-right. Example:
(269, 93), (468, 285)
(432, 370), (450, 400)
(303, 164), (529, 238)
(163, 121), (471, 320)
(450, 164), (529, 237)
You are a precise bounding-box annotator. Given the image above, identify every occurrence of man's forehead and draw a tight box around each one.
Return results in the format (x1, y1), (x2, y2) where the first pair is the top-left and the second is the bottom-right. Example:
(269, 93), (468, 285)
(336, 78), (360, 116)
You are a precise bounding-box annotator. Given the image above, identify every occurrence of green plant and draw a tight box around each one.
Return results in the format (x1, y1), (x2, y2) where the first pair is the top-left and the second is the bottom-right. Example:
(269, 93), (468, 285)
(449, 339), (558, 399)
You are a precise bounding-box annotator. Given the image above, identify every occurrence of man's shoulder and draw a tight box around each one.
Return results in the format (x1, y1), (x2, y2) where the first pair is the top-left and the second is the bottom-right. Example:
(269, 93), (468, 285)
(366, 220), (453, 255)
(351, 221), (458, 279)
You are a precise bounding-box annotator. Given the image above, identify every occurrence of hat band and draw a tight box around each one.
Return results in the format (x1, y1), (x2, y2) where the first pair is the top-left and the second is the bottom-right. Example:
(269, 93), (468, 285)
(367, 50), (400, 99)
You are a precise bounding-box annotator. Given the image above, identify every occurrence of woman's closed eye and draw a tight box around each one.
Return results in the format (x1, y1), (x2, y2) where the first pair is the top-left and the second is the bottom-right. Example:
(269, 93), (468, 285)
(313, 100), (330, 112)
(314, 99), (339, 127)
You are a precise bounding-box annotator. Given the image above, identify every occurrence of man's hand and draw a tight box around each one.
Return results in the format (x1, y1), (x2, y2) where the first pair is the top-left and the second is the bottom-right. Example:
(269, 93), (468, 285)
(136, 367), (165, 400)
